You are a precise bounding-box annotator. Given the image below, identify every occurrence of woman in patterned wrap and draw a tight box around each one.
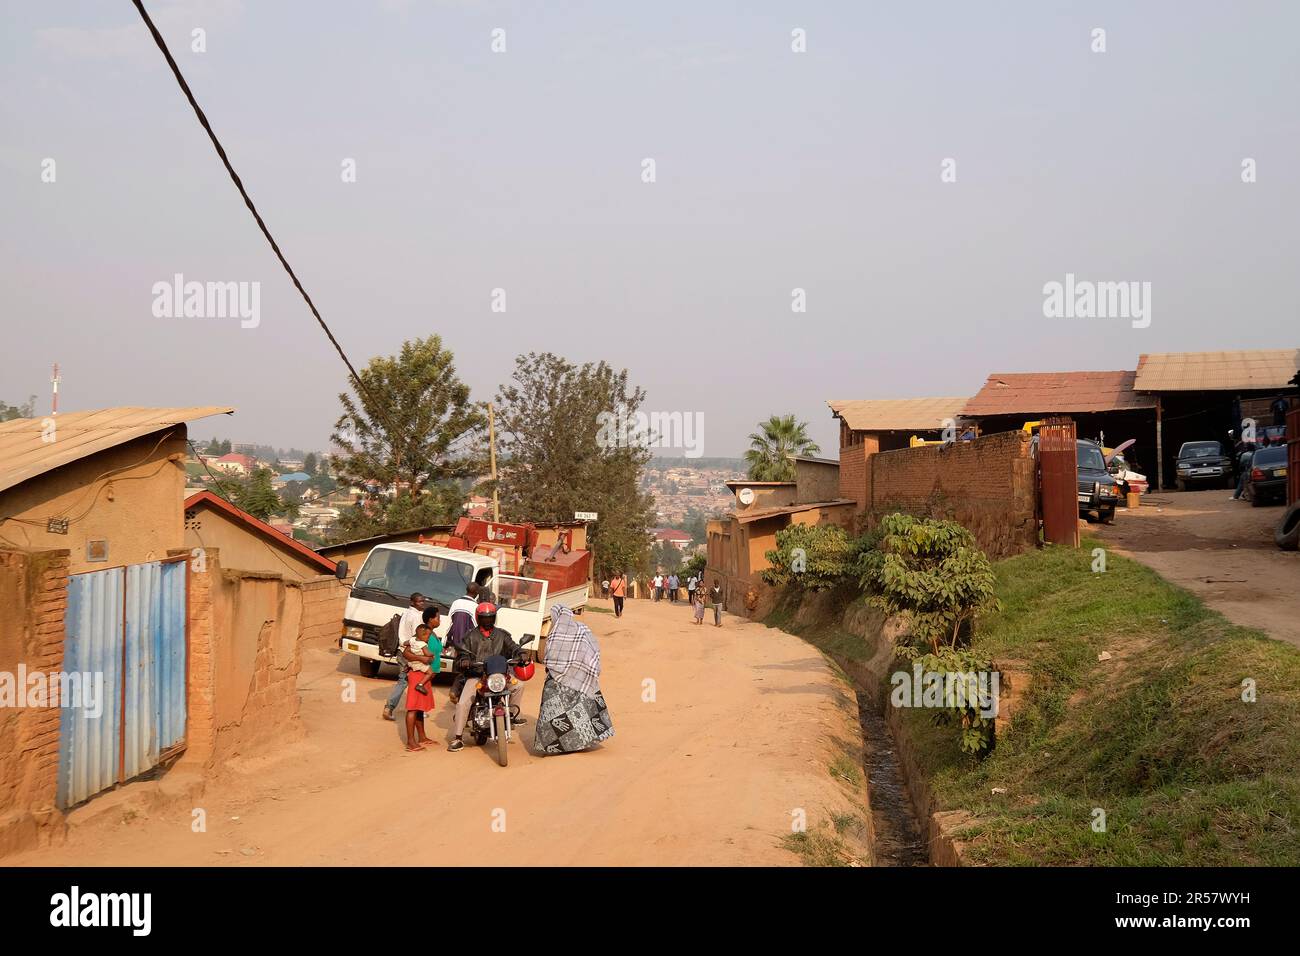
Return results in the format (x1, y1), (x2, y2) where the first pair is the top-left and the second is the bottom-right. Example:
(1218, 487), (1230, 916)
(534, 604), (614, 755)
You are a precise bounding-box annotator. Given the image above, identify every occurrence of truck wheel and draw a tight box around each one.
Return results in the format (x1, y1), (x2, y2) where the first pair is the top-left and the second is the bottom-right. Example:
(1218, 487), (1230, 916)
(359, 658), (380, 679)
(1101, 507), (1115, 524)
(1276, 502), (1300, 551)
(494, 716), (508, 768)
(1176, 479), (1186, 492)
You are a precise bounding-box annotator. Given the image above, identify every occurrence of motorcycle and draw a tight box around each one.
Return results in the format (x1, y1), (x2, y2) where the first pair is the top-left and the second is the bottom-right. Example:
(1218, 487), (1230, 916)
(462, 648), (534, 767)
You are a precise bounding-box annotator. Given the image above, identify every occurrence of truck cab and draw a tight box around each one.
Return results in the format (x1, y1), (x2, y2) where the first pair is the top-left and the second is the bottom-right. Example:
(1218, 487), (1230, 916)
(338, 542), (548, 678)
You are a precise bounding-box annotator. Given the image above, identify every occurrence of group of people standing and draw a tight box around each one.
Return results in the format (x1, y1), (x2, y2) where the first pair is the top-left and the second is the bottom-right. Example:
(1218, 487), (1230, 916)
(377, 587), (613, 756)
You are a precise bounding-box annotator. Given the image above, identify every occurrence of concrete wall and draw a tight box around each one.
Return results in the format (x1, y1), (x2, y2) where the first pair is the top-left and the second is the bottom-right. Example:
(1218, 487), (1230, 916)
(184, 502), (329, 582)
(0, 548), (68, 855)
(867, 430), (1038, 560)
(739, 483), (797, 510)
(795, 459), (840, 504)
(0, 430), (187, 575)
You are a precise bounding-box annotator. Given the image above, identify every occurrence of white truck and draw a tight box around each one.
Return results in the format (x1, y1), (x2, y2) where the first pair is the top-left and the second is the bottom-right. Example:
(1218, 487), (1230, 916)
(338, 542), (560, 678)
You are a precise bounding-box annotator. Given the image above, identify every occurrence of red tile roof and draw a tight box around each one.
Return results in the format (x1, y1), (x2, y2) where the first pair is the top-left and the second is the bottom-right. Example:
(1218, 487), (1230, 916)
(184, 491), (337, 574)
(961, 370), (1155, 417)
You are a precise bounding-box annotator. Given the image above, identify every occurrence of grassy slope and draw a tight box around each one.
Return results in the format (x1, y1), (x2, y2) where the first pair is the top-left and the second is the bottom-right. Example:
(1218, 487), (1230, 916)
(904, 537), (1300, 865)
(769, 539), (1300, 865)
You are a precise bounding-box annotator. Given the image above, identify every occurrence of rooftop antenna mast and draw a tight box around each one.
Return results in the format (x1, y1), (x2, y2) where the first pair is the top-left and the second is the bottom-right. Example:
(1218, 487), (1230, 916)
(50, 363), (60, 416)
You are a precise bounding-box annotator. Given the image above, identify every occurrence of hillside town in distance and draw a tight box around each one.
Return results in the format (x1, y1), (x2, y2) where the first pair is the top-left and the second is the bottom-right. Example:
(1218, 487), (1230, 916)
(184, 438), (733, 562)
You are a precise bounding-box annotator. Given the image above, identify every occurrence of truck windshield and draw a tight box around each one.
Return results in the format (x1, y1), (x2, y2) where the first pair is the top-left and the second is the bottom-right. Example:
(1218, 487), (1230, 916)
(353, 549), (474, 609)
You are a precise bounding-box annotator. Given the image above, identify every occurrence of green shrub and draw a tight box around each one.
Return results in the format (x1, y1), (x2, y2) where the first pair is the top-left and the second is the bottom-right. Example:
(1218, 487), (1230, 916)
(858, 513), (998, 658)
(862, 514), (1000, 755)
(762, 523), (870, 591)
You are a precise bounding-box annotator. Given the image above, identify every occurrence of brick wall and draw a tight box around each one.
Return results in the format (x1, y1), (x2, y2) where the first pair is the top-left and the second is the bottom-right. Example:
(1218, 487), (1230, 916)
(300, 575), (347, 647)
(0, 548), (69, 855)
(839, 442), (868, 508)
(179, 549), (307, 772)
(868, 430), (1038, 559)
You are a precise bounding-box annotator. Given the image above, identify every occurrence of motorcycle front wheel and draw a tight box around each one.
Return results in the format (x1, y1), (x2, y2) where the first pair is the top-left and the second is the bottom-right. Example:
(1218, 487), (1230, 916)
(494, 714), (508, 768)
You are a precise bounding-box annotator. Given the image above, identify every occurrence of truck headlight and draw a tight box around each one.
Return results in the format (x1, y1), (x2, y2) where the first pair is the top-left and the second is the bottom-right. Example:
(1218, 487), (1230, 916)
(487, 673), (507, 693)
(343, 625), (364, 639)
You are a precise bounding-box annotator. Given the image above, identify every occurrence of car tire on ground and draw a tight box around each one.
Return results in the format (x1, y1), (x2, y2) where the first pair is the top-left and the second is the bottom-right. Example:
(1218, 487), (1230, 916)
(359, 658), (381, 679)
(1101, 508), (1115, 524)
(1276, 502), (1300, 551)
(1176, 479), (1186, 492)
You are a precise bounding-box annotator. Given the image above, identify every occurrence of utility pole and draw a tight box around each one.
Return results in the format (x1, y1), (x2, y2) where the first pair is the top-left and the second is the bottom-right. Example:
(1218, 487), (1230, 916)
(50, 363), (60, 416)
(488, 401), (500, 522)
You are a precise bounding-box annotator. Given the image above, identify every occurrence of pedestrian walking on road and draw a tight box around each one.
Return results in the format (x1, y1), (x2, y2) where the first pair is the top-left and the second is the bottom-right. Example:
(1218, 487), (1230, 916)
(668, 573), (680, 603)
(653, 573), (664, 602)
(534, 605), (614, 755)
(692, 588), (706, 625)
(710, 580), (723, 627)
(609, 572), (626, 618)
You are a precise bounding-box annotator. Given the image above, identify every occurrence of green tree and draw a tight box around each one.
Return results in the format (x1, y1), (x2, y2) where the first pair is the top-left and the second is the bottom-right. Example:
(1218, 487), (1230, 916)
(744, 414), (821, 482)
(494, 352), (655, 577)
(303, 452), (318, 475)
(234, 468), (285, 521)
(331, 336), (485, 537)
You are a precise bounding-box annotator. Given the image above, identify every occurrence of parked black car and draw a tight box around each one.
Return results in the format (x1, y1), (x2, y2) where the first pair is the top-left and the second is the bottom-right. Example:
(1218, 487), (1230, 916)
(1175, 440), (1232, 491)
(1245, 445), (1289, 506)
(1077, 439), (1120, 522)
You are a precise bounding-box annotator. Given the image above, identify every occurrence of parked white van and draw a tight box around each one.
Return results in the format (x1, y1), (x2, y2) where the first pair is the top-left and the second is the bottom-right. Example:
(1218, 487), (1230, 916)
(338, 542), (548, 678)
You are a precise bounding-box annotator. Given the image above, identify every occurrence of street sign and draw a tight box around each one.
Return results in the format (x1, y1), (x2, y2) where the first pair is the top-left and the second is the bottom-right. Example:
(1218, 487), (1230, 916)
(574, 511), (598, 521)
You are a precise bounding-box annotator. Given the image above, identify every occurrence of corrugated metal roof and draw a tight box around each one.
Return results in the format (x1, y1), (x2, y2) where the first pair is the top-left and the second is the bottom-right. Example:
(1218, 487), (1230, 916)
(0, 406), (234, 494)
(1134, 349), (1300, 392)
(827, 397), (968, 432)
(961, 370), (1154, 416)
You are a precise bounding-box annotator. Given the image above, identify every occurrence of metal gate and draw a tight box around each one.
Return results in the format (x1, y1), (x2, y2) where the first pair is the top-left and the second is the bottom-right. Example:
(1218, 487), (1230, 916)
(1039, 417), (1080, 547)
(58, 558), (187, 809)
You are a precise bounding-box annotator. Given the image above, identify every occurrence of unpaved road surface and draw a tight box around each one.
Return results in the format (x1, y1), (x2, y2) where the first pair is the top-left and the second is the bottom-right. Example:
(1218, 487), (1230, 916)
(1095, 490), (1300, 648)
(11, 600), (865, 866)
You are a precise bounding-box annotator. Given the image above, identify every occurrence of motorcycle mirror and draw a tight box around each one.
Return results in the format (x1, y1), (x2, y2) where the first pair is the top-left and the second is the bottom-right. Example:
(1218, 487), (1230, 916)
(519, 633), (537, 648)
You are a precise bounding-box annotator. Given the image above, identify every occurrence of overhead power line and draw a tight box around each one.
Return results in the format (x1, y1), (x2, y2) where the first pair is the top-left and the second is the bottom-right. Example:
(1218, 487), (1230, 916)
(131, 0), (396, 438)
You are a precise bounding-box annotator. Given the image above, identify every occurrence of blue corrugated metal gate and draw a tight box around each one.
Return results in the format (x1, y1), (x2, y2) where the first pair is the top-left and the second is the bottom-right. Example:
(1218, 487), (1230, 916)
(58, 558), (187, 809)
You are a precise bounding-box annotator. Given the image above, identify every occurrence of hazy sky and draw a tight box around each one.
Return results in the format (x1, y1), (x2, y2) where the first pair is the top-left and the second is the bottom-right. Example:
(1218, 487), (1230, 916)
(3, 0), (1297, 457)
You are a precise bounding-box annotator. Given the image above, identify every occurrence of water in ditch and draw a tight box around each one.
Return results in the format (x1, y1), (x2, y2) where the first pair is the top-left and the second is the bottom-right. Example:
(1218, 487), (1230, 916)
(838, 657), (929, 867)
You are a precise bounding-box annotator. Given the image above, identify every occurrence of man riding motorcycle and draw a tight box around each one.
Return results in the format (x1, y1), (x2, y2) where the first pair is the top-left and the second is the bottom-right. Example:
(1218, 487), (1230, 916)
(448, 602), (530, 752)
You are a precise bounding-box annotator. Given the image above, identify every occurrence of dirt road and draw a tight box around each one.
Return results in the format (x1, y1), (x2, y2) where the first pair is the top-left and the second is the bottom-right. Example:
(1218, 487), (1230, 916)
(1095, 490), (1300, 647)
(10, 599), (866, 866)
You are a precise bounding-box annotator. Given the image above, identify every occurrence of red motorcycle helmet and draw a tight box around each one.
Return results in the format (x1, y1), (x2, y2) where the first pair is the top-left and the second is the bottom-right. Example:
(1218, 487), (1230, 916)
(513, 661), (536, 681)
(474, 601), (497, 630)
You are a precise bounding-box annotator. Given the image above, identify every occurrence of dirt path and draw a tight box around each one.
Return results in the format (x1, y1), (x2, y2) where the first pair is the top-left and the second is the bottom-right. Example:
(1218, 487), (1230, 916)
(10, 599), (866, 866)
(1094, 490), (1300, 647)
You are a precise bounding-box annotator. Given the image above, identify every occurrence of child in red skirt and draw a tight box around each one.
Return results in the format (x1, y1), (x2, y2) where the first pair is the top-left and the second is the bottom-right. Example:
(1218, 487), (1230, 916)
(404, 623), (442, 752)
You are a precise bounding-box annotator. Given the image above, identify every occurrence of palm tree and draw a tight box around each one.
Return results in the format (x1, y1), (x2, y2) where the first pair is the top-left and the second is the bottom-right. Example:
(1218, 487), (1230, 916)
(744, 415), (821, 482)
